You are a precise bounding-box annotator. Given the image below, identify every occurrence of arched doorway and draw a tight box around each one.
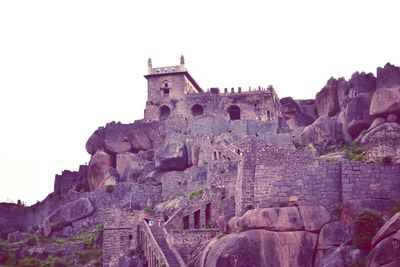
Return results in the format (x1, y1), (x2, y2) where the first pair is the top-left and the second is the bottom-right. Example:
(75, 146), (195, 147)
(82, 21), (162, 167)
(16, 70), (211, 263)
(159, 105), (170, 120)
(191, 104), (204, 116)
(227, 105), (241, 120)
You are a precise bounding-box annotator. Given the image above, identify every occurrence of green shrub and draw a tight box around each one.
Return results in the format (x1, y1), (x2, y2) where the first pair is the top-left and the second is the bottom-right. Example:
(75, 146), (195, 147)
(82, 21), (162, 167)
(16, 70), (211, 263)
(75, 249), (102, 265)
(352, 210), (383, 250)
(54, 238), (66, 245)
(95, 223), (104, 230)
(106, 185), (114, 193)
(25, 235), (38, 246)
(18, 257), (41, 267)
(144, 207), (154, 214)
(345, 144), (367, 161)
(188, 189), (203, 200)
(42, 256), (69, 267)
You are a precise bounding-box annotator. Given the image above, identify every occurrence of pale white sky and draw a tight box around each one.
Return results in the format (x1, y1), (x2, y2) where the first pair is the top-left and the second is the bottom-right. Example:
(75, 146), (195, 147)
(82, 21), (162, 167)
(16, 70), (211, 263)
(1, 1), (399, 205)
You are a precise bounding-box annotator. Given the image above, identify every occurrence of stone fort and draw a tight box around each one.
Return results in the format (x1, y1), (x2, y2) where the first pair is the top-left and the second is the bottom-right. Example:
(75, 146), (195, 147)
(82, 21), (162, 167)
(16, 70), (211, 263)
(1, 57), (400, 266)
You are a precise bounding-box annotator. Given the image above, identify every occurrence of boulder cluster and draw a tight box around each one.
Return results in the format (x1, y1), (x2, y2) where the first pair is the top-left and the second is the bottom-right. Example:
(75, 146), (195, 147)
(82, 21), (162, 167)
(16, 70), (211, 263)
(281, 63), (400, 162)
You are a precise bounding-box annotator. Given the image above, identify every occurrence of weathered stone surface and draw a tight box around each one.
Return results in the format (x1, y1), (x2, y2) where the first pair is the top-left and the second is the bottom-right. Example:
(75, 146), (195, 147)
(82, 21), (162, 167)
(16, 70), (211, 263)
(129, 130), (152, 152)
(318, 222), (353, 249)
(367, 230), (400, 267)
(387, 113), (398, 122)
(116, 152), (154, 182)
(376, 63), (400, 89)
(366, 117), (386, 132)
(316, 78), (341, 117)
(216, 215), (232, 234)
(372, 212), (400, 247)
(345, 93), (374, 138)
(201, 229), (317, 267)
(43, 197), (94, 237)
(87, 150), (114, 191)
(370, 86), (400, 117)
(298, 206), (331, 232)
(280, 97), (315, 130)
(295, 115), (338, 147)
(317, 245), (367, 267)
(349, 71), (376, 95)
(360, 123), (400, 163)
(232, 207), (304, 231)
(155, 141), (188, 171)
(85, 132), (104, 155)
(104, 137), (131, 154)
(7, 231), (30, 243)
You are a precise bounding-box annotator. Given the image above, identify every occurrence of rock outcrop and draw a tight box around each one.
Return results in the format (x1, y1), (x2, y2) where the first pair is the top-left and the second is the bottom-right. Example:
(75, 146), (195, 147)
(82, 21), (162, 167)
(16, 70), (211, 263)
(87, 150), (116, 191)
(155, 141), (188, 171)
(200, 229), (317, 267)
(42, 197), (94, 237)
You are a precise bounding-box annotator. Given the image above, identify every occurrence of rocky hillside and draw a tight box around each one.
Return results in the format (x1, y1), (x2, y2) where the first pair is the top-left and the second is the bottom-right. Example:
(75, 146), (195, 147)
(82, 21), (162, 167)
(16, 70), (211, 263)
(0, 63), (400, 267)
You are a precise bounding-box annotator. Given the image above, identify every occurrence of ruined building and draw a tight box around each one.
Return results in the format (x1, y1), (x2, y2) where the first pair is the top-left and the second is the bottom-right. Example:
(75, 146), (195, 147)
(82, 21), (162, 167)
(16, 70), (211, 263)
(1, 57), (400, 267)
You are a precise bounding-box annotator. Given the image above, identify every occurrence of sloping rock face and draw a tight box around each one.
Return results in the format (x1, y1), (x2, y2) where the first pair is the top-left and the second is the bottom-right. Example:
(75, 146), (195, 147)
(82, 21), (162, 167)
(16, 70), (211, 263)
(372, 212), (400, 247)
(368, 230), (400, 267)
(155, 141), (188, 171)
(315, 78), (342, 117)
(345, 93), (374, 138)
(280, 97), (315, 130)
(370, 86), (400, 117)
(116, 152), (155, 182)
(87, 150), (116, 191)
(129, 130), (152, 152)
(42, 197), (94, 237)
(201, 229), (317, 267)
(295, 115), (339, 146)
(317, 245), (367, 267)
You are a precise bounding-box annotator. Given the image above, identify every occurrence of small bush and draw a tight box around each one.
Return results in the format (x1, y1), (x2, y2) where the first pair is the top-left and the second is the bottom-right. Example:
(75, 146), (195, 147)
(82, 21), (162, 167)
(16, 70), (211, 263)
(352, 210), (383, 250)
(188, 189), (203, 200)
(345, 145), (367, 161)
(42, 256), (69, 267)
(55, 238), (66, 245)
(95, 223), (104, 230)
(106, 185), (114, 193)
(144, 207), (153, 214)
(25, 236), (38, 246)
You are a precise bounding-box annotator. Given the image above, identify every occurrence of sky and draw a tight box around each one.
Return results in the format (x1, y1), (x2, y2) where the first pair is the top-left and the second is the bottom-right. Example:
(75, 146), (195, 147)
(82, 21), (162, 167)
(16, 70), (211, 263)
(1, 0), (400, 205)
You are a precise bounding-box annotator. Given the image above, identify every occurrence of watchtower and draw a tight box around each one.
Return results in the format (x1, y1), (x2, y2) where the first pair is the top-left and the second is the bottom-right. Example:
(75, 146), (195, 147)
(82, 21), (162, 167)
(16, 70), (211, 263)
(144, 56), (203, 121)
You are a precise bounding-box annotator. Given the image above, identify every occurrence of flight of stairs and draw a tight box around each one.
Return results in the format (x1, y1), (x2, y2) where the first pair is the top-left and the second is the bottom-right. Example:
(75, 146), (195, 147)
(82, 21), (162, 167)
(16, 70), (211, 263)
(149, 225), (181, 267)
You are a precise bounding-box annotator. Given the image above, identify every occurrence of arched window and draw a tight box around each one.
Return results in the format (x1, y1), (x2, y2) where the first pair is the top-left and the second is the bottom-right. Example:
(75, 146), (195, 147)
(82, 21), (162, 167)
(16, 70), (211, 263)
(191, 104), (204, 116)
(227, 105), (241, 120)
(159, 105), (170, 120)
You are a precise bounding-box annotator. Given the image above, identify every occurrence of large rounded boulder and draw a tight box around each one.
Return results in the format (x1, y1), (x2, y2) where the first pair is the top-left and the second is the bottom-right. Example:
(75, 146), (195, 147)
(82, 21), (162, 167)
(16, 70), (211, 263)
(87, 150), (116, 191)
(200, 229), (317, 267)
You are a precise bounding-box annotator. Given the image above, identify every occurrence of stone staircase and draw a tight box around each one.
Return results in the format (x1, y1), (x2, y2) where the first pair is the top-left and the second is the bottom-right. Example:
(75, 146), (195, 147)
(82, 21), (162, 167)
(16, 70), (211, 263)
(149, 225), (181, 267)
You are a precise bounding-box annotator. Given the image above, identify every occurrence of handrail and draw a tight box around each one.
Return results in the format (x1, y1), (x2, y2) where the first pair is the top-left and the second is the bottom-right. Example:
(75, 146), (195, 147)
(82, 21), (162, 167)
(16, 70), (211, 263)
(140, 220), (171, 267)
(163, 227), (187, 267)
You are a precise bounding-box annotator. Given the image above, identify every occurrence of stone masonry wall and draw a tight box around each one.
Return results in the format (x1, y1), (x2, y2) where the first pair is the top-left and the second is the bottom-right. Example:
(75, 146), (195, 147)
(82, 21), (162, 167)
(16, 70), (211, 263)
(341, 161), (400, 201)
(169, 229), (219, 264)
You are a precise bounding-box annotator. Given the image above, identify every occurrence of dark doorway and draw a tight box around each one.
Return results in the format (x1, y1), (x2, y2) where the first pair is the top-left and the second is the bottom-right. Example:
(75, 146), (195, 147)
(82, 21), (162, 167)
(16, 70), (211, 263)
(194, 210), (201, 229)
(183, 215), (190, 229)
(205, 203), (211, 227)
(191, 104), (204, 116)
(159, 105), (170, 120)
(227, 105), (241, 120)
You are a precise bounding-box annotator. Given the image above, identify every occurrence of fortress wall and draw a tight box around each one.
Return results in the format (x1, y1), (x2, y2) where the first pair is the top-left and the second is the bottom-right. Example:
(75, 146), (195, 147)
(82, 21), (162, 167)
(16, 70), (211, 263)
(161, 167), (208, 201)
(207, 161), (239, 198)
(341, 161), (400, 201)
(237, 140), (400, 214)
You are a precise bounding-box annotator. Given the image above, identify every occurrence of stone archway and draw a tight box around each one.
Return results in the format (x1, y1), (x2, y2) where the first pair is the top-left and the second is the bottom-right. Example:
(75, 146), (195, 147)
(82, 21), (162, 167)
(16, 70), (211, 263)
(191, 104), (204, 116)
(227, 105), (241, 120)
(159, 105), (170, 120)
